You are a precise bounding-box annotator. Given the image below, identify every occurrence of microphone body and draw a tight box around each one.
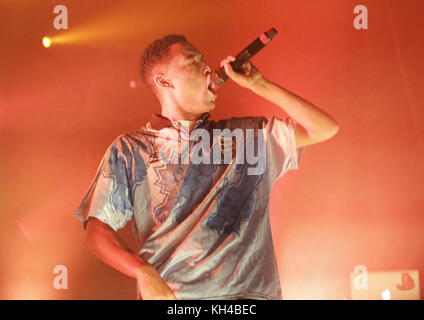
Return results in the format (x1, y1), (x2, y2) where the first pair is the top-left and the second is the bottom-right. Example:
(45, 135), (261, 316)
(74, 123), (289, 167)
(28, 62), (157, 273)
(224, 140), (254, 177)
(209, 27), (278, 91)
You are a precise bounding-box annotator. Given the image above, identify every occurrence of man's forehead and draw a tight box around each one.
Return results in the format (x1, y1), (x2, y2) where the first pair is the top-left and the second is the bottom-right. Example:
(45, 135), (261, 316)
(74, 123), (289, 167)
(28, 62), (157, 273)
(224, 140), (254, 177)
(153, 42), (200, 75)
(171, 42), (202, 59)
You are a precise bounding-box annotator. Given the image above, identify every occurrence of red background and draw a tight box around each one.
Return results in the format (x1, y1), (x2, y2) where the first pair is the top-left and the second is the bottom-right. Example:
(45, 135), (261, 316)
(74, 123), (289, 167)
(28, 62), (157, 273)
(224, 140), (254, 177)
(1, 0), (423, 299)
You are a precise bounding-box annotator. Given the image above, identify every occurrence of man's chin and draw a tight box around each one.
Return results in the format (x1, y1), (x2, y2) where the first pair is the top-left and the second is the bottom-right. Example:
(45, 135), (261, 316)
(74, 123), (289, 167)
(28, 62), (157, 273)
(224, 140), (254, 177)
(207, 100), (216, 110)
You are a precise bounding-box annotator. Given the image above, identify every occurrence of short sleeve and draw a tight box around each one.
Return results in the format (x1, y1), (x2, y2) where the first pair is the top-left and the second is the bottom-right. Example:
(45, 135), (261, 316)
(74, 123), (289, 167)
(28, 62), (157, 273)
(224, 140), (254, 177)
(263, 116), (305, 182)
(74, 137), (141, 231)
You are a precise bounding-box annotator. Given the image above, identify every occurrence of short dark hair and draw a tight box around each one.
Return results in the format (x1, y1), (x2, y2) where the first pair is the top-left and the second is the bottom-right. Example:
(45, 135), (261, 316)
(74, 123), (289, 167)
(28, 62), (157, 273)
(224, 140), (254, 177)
(139, 34), (188, 93)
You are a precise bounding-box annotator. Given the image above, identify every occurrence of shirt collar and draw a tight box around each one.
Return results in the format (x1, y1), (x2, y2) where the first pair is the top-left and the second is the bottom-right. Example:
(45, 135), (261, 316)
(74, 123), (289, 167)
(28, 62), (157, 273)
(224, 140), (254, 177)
(148, 112), (211, 131)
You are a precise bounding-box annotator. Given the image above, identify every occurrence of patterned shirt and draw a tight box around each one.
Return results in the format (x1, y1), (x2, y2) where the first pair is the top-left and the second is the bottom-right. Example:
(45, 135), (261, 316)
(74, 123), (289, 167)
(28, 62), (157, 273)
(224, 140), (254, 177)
(75, 112), (305, 300)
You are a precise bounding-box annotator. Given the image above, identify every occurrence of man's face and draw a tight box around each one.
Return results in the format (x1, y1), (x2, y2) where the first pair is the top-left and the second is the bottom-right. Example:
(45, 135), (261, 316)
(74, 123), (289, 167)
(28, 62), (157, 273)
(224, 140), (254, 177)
(160, 42), (217, 114)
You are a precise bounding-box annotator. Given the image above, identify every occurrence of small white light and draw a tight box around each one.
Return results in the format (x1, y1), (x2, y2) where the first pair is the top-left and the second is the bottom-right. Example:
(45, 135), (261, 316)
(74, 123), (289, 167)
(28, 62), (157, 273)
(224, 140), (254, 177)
(42, 37), (51, 48)
(381, 289), (391, 300)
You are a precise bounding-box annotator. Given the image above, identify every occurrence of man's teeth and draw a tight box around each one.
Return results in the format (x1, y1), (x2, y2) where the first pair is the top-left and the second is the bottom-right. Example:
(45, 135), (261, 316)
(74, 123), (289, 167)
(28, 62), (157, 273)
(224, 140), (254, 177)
(207, 86), (217, 98)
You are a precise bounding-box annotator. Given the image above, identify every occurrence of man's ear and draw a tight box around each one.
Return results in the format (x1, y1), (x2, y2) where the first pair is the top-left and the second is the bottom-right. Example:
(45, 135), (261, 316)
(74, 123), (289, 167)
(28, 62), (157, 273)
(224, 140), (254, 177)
(153, 74), (174, 89)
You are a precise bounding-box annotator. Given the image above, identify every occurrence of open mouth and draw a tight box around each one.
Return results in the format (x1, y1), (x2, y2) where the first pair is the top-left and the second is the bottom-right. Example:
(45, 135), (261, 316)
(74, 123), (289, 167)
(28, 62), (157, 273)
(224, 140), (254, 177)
(207, 76), (218, 99)
(207, 87), (217, 99)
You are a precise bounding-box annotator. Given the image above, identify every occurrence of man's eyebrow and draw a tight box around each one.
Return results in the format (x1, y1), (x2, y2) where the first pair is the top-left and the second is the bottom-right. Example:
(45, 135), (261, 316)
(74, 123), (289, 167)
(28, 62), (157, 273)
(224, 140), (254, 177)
(184, 52), (203, 61)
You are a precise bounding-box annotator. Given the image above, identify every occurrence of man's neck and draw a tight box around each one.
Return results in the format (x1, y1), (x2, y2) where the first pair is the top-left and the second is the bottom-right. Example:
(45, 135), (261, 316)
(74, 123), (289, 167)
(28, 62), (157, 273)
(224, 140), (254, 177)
(161, 109), (209, 133)
(161, 109), (203, 122)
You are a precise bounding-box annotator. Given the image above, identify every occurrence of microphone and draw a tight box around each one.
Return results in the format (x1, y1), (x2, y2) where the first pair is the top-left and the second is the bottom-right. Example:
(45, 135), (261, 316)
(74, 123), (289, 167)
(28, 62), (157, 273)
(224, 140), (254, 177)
(209, 27), (278, 91)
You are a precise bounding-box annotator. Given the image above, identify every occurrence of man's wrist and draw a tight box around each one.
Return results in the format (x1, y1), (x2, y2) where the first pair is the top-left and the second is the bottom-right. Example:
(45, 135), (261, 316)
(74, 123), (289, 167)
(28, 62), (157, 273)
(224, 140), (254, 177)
(248, 75), (269, 94)
(134, 259), (155, 280)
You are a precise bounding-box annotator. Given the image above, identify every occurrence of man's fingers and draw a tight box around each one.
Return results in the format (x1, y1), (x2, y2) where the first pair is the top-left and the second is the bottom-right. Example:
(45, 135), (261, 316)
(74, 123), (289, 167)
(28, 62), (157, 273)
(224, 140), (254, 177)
(241, 62), (251, 75)
(223, 61), (235, 77)
(220, 55), (236, 67)
(220, 60), (231, 67)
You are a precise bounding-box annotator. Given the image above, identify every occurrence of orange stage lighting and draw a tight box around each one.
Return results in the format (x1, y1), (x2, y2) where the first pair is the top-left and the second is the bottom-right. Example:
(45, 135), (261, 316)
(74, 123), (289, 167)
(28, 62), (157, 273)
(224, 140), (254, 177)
(42, 36), (51, 48)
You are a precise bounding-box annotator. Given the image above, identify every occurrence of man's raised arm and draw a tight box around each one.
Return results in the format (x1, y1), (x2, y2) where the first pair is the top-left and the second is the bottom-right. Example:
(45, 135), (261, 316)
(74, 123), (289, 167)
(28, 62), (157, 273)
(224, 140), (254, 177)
(220, 55), (339, 147)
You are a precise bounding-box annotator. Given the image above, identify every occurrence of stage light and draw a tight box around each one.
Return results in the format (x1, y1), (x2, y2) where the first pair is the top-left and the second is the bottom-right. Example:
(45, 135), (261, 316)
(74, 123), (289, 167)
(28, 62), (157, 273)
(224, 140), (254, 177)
(382, 289), (391, 300)
(42, 37), (51, 48)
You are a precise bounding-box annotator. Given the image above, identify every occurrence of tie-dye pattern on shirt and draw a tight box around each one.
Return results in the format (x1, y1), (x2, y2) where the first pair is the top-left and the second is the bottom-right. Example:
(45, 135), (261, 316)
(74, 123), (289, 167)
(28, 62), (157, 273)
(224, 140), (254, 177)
(75, 114), (305, 300)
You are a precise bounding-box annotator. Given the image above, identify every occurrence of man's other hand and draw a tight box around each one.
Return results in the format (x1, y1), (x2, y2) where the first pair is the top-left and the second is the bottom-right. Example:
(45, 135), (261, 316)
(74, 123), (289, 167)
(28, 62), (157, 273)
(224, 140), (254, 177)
(136, 264), (177, 300)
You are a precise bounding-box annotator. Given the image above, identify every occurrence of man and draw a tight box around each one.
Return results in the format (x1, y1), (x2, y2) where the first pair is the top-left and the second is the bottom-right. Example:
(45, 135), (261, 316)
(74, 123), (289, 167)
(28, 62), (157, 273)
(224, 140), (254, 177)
(75, 34), (339, 300)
